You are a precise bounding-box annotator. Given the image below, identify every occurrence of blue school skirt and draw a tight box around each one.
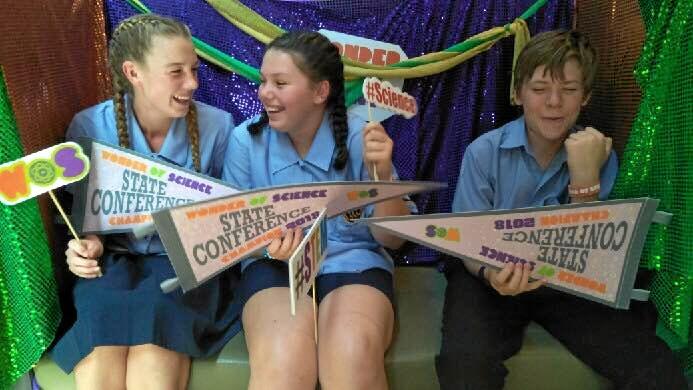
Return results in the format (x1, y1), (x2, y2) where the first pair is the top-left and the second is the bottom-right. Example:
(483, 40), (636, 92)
(237, 257), (394, 308)
(51, 252), (241, 373)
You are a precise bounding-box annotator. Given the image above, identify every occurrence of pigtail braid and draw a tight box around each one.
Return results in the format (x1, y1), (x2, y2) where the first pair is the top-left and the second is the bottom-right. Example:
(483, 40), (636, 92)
(248, 111), (269, 135)
(258, 31), (350, 170)
(108, 14), (192, 150)
(112, 77), (130, 148)
(329, 80), (348, 170)
(186, 102), (201, 172)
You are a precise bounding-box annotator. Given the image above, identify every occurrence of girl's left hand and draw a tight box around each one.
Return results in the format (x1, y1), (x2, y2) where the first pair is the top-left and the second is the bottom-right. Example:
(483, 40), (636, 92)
(266, 227), (303, 261)
(363, 122), (393, 180)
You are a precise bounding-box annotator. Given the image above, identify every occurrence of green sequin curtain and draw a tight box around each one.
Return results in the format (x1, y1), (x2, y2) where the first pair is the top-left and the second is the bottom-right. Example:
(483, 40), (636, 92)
(0, 69), (59, 389)
(611, 0), (693, 374)
(0, 1), (110, 385)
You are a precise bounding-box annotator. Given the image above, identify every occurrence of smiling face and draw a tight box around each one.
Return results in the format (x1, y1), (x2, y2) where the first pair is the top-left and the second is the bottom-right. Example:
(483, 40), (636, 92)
(125, 35), (199, 120)
(257, 49), (328, 136)
(514, 59), (590, 149)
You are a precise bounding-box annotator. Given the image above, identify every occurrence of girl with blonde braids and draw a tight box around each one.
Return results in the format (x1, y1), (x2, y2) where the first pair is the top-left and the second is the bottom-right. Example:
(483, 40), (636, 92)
(51, 14), (241, 389)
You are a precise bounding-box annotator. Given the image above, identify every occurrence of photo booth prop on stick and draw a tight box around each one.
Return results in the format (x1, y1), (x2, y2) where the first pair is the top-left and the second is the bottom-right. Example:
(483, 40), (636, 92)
(288, 208), (328, 316)
(318, 29), (409, 123)
(0, 142), (89, 242)
(0, 142), (88, 205)
(71, 137), (240, 235)
(363, 198), (669, 309)
(152, 180), (444, 292)
(288, 209), (327, 344)
(360, 76), (418, 179)
(362, 77), (418, 119)
(288, 208), (327, 342)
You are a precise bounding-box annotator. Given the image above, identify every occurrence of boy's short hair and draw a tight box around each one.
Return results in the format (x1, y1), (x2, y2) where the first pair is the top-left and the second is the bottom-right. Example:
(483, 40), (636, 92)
(513, 30), (598, 95)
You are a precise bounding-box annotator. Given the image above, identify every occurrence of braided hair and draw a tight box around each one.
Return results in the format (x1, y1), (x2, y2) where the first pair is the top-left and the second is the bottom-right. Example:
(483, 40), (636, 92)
(108, 14), (201, 171)
(248, 31), (349, 170)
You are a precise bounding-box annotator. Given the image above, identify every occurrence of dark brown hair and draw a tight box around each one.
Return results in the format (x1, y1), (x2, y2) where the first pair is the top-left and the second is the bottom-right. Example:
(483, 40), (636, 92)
(248, 31), (348, 170)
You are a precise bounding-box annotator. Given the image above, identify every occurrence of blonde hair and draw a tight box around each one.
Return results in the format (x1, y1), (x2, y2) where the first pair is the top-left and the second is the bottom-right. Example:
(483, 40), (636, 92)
(108, 14), (201, 171)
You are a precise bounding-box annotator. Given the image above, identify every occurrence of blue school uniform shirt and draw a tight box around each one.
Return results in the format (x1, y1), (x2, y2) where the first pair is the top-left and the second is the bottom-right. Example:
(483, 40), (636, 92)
(65, 95), (233, 255)
(452, 116), (618, 213)
(223, 112), (412, 275)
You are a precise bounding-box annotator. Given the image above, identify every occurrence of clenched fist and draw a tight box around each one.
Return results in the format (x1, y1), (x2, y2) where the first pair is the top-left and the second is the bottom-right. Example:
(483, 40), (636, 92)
(564, 126), (612, 185)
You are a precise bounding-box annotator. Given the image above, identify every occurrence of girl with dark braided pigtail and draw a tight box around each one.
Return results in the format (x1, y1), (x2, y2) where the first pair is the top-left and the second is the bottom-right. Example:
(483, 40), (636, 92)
(247, 32), (349, 170)
(52, 14), (240, 389)
(223, 31), (413, 390)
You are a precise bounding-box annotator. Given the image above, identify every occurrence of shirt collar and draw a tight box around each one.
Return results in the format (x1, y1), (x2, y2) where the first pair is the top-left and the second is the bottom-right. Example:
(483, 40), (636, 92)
(500, 115), (575, 167)
(125, 94), (190, 168)
(499, 116), (529, 150)
(156, 120), (190, 167)
(269, 112), (335, 174)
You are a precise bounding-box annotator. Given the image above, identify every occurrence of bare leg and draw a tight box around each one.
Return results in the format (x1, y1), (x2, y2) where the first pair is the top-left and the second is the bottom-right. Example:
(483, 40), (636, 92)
(126, 344), (190, 390)
(318, 285), (394, 390)
(243, 287), (317, 390)
(74, 346), (128, 390)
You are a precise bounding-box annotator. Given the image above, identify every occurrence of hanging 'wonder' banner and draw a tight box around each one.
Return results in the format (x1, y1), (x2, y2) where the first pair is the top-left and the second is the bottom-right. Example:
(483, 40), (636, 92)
(0, 142), (89, 205)
(318, 29), (409, 123)
(153, 180), (444, 292)
(363, 198), (665, 309)
(288, 208), (328, 315)
(71, 138), (240, 234)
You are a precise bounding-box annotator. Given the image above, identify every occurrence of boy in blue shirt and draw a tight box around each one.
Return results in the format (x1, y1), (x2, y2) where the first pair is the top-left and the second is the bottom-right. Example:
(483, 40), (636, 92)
(436, 30), (687, 389)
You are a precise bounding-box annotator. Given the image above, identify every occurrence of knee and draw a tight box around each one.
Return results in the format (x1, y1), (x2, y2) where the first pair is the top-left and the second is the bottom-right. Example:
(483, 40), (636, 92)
(319, 328), (387, 387)
(77, 346), (128, 371)
(126, 345), (189, 389)
(74, 346), (128, 390)
(248, 334), (317, 383)
(127, 344), (189, 376)
(326, 327), (385, 363)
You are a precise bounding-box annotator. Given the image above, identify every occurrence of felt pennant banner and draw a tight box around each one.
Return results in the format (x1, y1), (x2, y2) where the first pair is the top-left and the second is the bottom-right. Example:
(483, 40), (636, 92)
(71, 137), (240, 234)
(0, 142), (89, 205)
(363, 198), (665, 309)
(152, 180), (444, 292)
(288, 208), (328, 316)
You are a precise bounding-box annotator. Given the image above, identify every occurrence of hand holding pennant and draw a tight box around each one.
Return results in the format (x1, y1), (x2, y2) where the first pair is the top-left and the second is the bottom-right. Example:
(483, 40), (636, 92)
(152, 180), (445, 293)
(0, 142), (89, 244)
(362, 198), (668, 309)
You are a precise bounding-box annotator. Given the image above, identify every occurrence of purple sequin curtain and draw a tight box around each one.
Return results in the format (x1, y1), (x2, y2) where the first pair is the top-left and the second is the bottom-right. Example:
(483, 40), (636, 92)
(104, 0), (572, 264)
